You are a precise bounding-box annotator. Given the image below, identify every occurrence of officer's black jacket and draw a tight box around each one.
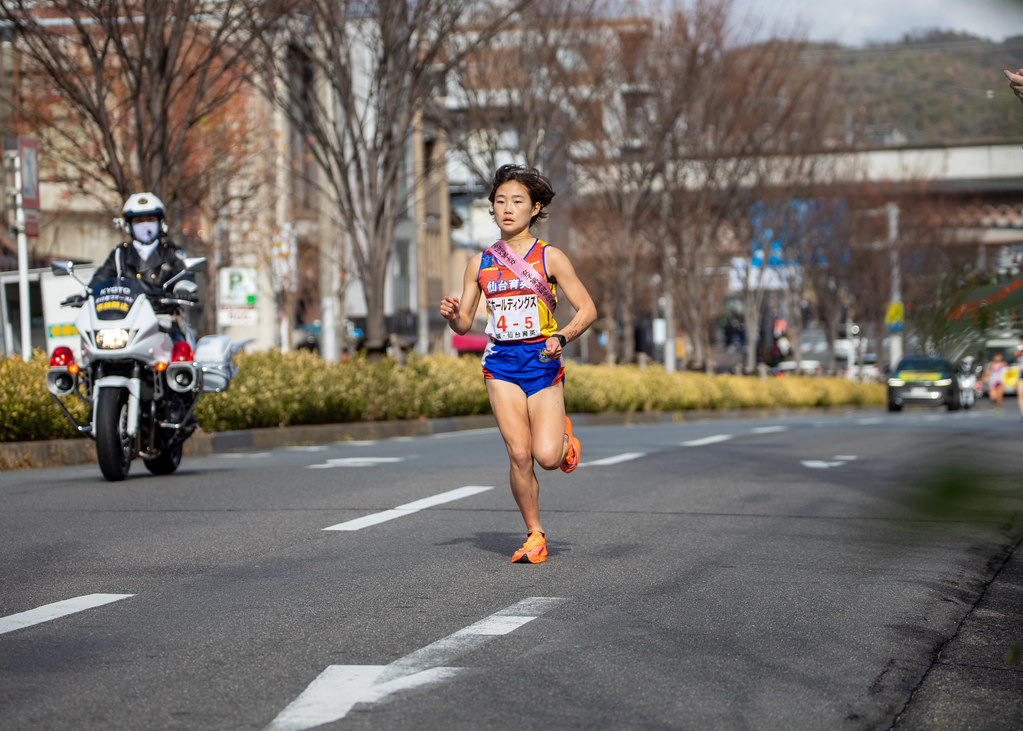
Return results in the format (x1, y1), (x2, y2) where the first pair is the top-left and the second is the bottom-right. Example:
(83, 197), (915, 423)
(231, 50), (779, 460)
(89, 240), (193, 293)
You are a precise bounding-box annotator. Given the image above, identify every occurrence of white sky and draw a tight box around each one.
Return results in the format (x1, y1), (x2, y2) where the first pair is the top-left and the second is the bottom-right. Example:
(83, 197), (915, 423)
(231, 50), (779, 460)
(730, 0), (1023, 46)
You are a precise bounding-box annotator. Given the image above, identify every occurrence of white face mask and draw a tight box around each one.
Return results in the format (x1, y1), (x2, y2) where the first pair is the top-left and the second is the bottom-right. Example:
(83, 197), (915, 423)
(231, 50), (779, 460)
(131, 220), (160, 245)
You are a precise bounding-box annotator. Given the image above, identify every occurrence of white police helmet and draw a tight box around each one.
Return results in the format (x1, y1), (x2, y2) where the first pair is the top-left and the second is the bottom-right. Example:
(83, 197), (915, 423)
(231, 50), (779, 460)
(120, 192), (169, 235)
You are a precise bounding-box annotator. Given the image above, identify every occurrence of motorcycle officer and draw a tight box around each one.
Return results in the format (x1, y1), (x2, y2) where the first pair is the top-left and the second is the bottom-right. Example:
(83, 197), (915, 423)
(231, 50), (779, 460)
(89, 192), (198, 339)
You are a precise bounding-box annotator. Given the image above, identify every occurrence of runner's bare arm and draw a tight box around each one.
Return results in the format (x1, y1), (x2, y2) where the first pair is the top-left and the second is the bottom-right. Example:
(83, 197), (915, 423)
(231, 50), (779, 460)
(545, 247), (596, 347)
(440, 252), (484, 335)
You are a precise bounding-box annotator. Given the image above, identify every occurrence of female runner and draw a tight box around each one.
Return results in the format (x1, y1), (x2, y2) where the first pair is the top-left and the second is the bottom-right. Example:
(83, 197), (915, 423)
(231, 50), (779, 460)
(440, 164), (596, 563)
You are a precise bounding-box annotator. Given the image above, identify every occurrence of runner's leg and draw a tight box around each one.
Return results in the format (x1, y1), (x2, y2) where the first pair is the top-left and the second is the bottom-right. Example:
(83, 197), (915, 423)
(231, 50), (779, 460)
(526, 381), (569, 470)
(487, 378), (542, 534)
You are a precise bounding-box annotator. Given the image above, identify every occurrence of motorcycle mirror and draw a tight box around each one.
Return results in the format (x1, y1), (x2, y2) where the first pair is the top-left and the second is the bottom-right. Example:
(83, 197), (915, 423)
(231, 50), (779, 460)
(50, 260), (89, 289)
(164, 257), (207, 290)
(50, 260), (73, 276)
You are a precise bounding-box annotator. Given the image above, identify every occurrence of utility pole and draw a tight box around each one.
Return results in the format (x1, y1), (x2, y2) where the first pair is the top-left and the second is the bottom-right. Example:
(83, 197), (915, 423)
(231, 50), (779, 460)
(7, 135), (37, 360)
(887, 202), (903, 369)
(663, 251), (677, 373)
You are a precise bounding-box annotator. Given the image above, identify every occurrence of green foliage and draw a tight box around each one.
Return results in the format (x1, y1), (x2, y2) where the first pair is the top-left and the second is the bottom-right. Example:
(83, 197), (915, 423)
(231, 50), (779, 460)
(566, 363), (883, 413)
(0, 351), (89, 441)
(192, 351), (492, 431)
(2, 351), (884, 442)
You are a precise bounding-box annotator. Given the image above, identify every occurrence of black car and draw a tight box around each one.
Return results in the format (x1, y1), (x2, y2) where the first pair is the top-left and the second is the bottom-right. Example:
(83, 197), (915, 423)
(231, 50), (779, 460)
(887, 355), (960, 412)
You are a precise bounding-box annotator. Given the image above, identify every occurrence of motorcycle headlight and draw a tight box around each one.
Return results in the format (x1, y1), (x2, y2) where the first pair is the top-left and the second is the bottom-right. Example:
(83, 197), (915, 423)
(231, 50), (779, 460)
(96, 328), (130, 349)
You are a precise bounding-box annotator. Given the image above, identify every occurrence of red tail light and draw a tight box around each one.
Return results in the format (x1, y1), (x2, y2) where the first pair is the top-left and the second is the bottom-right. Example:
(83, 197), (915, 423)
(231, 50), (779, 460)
(171, 341), (194, 362)
(50, 346), (75, 367)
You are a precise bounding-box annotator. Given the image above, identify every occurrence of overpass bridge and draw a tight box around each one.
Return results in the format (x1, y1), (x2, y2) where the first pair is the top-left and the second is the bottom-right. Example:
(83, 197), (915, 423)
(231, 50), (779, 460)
(833, 141), (1023, 247)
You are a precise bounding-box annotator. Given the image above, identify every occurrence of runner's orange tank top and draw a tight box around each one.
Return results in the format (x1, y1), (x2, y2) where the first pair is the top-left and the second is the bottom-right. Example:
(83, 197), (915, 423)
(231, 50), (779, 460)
(477, 240), (558, 341)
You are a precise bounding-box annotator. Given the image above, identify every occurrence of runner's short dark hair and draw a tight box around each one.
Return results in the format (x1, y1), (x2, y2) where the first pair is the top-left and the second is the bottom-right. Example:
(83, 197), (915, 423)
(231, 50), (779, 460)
(488, 164), (556, 227)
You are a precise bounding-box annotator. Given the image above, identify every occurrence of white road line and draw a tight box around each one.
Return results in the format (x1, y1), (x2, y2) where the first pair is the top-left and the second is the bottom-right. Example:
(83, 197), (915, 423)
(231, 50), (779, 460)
(308, 457), (404, 469)
(0, 594), (134, 636)
(285, 445), (329, 452)
(681, 434), (733, 447)
(583, 452), (645, 467)
(323, 486), (494, 531)
(802, 455), (857, 469)
(751, 425), (788, 434)
(265, 597), (566, 731)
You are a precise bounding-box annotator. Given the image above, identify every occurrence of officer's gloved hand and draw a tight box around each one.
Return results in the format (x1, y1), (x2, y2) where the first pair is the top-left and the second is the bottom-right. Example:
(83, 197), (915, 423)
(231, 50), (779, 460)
(173, 280), (199, 302)
(61, 293), (87, 307)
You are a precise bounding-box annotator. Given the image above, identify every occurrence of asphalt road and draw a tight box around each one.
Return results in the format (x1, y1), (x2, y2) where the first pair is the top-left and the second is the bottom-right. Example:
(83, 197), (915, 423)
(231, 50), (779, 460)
(2, 408), (1021, 730)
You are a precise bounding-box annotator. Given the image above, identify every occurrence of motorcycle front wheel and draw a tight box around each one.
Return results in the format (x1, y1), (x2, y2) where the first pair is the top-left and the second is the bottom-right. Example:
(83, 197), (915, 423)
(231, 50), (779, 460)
(96, 388), (134, 481)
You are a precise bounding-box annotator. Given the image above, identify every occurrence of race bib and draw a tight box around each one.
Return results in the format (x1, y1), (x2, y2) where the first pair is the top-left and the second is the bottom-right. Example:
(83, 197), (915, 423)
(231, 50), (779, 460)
(487, 294), (541, 341)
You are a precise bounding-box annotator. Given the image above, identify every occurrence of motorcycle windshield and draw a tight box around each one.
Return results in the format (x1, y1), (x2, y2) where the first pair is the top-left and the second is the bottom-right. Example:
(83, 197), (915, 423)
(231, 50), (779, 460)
(92, 278), (147, 321)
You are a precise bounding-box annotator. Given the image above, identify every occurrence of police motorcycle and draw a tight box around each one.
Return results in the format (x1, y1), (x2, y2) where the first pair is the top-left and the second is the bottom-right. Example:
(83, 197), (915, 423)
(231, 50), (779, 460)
(46, 253), (237, 481)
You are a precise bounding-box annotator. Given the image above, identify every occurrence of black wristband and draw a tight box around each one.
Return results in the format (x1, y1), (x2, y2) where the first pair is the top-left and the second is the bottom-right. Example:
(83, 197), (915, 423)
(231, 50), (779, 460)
(553, 334), (567, 347)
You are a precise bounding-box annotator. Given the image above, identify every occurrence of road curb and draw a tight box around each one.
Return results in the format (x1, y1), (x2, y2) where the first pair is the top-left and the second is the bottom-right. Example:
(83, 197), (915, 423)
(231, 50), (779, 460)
(0, 405), (882, 471)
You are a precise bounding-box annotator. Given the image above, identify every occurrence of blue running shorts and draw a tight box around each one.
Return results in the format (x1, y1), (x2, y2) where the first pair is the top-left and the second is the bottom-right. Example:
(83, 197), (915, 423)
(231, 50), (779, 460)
(481, 339), (565, 397)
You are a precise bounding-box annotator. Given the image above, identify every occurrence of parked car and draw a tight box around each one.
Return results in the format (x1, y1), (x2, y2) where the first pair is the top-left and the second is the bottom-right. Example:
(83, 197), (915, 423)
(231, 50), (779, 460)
(847, 353), (881, 382)
(773, 359), (823, 376)
(887, 355), (960, 412)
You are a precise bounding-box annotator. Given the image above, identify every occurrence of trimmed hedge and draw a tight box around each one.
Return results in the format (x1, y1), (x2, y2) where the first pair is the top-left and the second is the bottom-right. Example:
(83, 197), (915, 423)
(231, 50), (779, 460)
(1, 352), (90, 441)
(1, 350), (885, 442)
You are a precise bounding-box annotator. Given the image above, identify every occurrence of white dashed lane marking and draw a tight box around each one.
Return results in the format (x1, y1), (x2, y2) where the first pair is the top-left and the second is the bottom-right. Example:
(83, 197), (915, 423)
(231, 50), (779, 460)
(751, 425), (788, 434)
(265, 597), (567, 731)
(583, 452), (646, 467)
(802, 455), (857, 469)
(322, 486), (494, 531)
(0, 594), (134, 636)
(681, 434), (733, 447)
(308, 457), (403, 469)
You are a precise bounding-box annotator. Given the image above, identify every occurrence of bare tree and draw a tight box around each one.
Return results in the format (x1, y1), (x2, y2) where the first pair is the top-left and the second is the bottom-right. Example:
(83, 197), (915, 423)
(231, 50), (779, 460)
(654, 7), (837, 371)
(255, 0), (535, 356)
(891, 192), (975, 358)
(0, 0), (294, 219)
(563, 12), (679, 364)
(559, 0), (837, 367)
(437, 0), (608, 183)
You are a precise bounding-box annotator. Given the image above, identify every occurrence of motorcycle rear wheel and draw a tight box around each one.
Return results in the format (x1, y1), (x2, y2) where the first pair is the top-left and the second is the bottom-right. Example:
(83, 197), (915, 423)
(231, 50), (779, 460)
(144, 440), (182, 475)
(96, 388), (134, 481)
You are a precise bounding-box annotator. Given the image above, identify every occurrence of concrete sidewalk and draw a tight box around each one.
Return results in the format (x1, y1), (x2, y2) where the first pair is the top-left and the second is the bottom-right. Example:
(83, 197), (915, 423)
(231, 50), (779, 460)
(894, 536), (1023, 729)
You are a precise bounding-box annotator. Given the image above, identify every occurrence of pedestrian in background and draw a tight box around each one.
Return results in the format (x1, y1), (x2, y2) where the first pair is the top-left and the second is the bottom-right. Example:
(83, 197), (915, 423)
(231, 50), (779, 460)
(984, 351), (1008, 413)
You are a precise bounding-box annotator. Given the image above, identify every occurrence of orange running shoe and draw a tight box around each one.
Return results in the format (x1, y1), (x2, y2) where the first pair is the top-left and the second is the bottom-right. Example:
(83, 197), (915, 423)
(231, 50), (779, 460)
(511, 531), (547, 563)
(560, 415), (580, 473)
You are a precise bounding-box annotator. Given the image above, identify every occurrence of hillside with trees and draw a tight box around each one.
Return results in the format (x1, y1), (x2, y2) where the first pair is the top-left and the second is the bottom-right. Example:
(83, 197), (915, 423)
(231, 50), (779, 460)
(810, 31), (1023, 147)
